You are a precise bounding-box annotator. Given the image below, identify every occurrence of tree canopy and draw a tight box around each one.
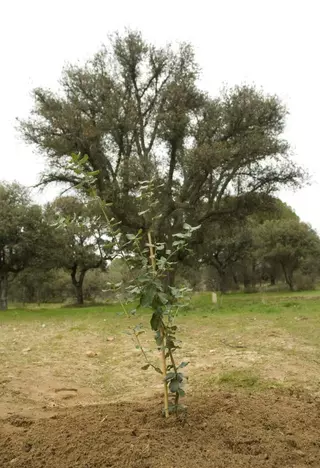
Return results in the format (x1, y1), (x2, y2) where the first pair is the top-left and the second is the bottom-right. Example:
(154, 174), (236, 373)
(45, 195), (110, 304)
(0, 182), (49, 309)
(19, 31), (305, 246)
(256, 219), (320, 291)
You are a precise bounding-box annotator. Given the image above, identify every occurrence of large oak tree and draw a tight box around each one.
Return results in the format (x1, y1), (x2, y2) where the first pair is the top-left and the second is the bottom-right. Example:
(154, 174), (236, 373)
(19, 31), (305, 283)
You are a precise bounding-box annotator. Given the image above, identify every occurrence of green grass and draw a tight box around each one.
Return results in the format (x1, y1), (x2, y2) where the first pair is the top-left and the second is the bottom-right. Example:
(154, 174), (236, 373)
(216, 369), (261, 387)
(3, 289), (320, 321)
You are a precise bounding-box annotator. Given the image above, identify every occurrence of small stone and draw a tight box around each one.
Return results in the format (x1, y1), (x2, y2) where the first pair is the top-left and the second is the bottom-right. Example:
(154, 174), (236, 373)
(22, 347), (31, 353)
(42, 324), (46, 328)
(86, 351), (97, 357)
(23, 442), (32, 453)
(106, 336), (115, 342)
(263, 454), (269, 460)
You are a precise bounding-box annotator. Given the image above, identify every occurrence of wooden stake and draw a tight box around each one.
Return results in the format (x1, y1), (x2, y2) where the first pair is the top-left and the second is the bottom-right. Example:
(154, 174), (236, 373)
(147, 231), (169, 418)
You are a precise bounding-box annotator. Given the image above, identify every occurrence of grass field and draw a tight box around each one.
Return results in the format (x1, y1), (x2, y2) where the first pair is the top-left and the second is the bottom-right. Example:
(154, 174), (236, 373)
(1, 291), (320, 418)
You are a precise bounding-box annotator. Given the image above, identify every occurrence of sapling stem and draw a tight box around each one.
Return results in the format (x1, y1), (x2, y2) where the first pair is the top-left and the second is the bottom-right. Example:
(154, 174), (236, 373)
(147, 231), (169, 418)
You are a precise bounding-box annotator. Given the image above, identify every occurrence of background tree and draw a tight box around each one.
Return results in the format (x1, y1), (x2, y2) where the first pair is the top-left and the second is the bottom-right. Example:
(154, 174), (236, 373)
(18, 31), (305, 286)
(0, 182), (51, 310)
(46, 195), (111, 304)
(255, 219), (320, 291)
(200, 218), (253, 293)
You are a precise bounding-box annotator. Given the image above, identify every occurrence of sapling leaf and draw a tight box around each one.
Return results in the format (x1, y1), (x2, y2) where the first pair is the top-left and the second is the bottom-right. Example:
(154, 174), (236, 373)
(172, 240), (185, 247)
(150, 309), (162, 331)
(141, 364), (150, 370)
(157, 292), (168, 305)
(169, 379), (180, 392)
(164, 372), (176, 381)
(173, 233), (187, 239)
(140, 283), (157, 307)
(155, 335), (162, 347)
(178, 361), (189, 369)
(178, 388), (185, 397)
(87, 170), (100, 176)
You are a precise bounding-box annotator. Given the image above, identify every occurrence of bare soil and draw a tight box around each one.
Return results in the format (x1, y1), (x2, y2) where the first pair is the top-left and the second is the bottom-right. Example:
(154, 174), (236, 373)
(1, 390), (319, 468)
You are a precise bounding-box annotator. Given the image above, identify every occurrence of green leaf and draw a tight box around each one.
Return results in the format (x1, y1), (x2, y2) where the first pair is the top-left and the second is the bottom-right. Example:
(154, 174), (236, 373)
(150, 308), (162, 331)
(140, 283), (157, 308)
(164, 372), (176, 381)
(169, 379), (180, 392)
(172, 233), (187, 239)
(137, 275), (150, 283)
(154, 367), (163, 374)
(178, 361), (189, 369)
(79, 154), (88, 164)
(87, 170), (100, 176)
(155, 334), (162, 346)
(177, 373), (184, 382)
(141, 364), (150, 370)
(126, 233), (136, 240)
(169, 286), (181, 297)
(172, 240), (185, 247)
(178, 388), (185, 397)
(157, 292), (168, 305)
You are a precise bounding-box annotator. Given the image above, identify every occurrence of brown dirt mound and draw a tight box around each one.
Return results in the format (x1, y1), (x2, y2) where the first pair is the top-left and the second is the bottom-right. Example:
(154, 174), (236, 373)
(1, 390), (319, 468)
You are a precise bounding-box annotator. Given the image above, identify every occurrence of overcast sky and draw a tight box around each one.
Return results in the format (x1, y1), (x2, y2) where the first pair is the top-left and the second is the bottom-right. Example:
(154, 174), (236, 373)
(1, 0), (319, 229)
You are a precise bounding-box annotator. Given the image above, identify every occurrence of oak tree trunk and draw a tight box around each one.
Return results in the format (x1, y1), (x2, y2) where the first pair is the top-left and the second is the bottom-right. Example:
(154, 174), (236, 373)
(71, 265), (87, 305)
(0, 272), (8, 311)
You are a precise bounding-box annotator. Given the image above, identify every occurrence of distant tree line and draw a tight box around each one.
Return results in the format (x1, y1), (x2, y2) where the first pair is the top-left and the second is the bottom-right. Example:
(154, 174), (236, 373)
(1, 181), (320, 310)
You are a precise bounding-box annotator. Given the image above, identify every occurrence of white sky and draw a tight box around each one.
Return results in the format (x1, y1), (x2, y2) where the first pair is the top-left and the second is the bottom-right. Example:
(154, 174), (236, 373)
(1, 0), (319, 229)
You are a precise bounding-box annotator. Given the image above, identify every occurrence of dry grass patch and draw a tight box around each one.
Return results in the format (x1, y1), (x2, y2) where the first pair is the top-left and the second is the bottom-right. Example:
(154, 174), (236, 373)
(1, 292), (320, 417)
